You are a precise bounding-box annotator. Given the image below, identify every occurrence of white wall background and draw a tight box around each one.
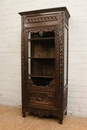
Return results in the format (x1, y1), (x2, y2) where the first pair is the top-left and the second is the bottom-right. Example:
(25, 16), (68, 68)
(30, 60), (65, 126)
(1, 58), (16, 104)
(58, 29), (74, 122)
(0, 0), (87, 117)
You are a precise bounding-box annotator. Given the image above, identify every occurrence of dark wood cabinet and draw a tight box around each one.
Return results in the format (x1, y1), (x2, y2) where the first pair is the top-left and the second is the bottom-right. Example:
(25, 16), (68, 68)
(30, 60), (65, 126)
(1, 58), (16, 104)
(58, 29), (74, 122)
(19, 7), (70, 124)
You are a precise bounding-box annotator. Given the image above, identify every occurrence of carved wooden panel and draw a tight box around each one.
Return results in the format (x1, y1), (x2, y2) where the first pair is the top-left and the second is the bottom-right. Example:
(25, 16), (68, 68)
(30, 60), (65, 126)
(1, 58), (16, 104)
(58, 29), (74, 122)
(27, 107), (58, 117)
(29, 91), (54, 105)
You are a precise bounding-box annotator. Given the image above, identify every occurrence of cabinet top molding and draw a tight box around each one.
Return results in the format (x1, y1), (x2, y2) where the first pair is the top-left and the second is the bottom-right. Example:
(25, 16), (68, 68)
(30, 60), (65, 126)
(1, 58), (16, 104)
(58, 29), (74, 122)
(19, 7), (70, 18)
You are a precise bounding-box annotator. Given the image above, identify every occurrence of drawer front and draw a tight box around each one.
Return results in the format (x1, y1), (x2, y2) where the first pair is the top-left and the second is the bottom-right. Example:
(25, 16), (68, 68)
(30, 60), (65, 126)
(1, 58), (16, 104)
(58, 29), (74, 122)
(29, 91), (54, 106)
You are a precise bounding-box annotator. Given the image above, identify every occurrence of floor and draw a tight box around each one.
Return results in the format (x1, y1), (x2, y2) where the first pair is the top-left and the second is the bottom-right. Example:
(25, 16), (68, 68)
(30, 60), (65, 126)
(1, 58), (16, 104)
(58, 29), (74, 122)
(0, 105), (87, 130)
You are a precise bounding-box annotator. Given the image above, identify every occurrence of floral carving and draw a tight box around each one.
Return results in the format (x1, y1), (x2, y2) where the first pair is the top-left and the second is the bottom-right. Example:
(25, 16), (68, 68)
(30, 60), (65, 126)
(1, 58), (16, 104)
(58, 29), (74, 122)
(27, 108), (58, 118)
(26, 25), (56, 33)
(30, 93), (53, 105)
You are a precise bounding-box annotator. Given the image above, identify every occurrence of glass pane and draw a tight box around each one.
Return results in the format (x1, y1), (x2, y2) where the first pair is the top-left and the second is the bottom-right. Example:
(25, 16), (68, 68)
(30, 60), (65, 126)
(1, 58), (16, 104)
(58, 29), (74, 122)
(64, 27), (68, 86)
(28, 31), (55, 86)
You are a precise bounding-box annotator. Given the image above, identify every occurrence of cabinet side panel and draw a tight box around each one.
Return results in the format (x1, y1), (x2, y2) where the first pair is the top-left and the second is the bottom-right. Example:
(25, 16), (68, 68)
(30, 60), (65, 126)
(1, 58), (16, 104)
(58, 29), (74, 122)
(58, 12), (65, 121)
(21, 16), (27, 116)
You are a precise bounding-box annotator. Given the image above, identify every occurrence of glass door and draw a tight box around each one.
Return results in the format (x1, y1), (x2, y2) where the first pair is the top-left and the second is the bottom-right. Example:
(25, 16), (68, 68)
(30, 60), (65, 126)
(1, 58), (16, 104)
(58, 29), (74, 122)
(28, 31), (55, 87)
(64, 27), (68, 87)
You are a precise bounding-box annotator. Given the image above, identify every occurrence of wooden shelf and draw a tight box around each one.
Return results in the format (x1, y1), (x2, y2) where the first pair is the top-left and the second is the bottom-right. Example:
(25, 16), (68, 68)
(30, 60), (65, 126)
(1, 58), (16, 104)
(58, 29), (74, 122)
(28, 37), (55, 41)
(28, 75), (54, 78)
(28, 57), (55, 59)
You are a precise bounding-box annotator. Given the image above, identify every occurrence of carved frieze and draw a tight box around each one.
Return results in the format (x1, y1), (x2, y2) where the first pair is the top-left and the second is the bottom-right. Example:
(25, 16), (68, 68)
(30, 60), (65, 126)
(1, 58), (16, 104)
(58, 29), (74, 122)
(25, 14), (59, 23)
(25, 25), (56, 33)
(27, 107), (58, 117)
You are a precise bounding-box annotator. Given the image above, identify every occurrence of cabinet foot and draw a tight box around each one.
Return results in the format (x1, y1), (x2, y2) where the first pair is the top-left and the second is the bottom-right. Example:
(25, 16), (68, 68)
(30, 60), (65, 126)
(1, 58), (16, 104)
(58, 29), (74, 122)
(59, 118), (63, 124)
(65, 111), (67, 115)
(22, 112), (26, 117)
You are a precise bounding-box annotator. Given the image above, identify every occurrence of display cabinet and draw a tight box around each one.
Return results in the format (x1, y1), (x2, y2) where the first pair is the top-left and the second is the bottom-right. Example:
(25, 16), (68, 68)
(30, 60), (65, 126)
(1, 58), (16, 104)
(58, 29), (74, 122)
(19, 7), (70, 124)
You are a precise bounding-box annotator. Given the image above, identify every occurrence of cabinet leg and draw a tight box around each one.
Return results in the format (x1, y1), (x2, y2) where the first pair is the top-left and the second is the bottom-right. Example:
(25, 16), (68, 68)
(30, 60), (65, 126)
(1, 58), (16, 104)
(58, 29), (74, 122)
(22, 112), (26, 117)
(59, 118), (63, 124)
(65, 111), (67, 115)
